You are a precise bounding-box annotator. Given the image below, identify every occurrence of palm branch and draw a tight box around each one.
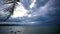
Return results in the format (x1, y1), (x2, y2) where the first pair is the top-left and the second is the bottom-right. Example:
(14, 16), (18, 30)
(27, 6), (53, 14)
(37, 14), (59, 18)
(0, 0), (21, 21)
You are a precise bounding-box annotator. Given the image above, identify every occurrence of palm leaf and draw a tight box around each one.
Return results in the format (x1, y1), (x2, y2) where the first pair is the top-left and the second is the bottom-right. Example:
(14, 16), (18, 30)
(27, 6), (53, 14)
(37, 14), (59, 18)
(0, 0), (22, 21)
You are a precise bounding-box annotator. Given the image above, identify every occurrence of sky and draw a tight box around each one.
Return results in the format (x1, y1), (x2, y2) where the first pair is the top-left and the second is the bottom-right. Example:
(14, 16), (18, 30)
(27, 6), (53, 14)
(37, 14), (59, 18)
(0, 0), (60, 25)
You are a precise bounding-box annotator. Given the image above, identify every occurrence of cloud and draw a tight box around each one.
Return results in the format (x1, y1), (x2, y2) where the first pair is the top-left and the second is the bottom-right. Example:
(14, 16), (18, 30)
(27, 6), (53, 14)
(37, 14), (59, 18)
(6, 0), (50, 22)
(29, 0), (36, 9)
(11, 2), (28, 18)
(1, 0), (59, 25)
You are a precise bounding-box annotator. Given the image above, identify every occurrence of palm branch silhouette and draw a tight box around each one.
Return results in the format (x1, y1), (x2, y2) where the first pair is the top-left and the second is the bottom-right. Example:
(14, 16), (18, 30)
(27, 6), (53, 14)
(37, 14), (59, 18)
(0, 0), (21, 21)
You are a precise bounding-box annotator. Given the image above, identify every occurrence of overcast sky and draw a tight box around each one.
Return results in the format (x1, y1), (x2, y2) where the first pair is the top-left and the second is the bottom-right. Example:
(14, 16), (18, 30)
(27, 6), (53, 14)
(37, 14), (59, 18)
(0, 0), (60, 25)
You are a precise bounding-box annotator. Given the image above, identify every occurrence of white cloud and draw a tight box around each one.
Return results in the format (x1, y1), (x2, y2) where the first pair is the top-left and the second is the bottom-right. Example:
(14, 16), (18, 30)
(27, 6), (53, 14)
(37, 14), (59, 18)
(29, 0), (36, 9)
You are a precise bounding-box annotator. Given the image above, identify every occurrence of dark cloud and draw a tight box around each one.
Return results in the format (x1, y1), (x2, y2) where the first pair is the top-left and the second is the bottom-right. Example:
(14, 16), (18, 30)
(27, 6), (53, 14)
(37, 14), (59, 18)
(0, 0), (60, 25)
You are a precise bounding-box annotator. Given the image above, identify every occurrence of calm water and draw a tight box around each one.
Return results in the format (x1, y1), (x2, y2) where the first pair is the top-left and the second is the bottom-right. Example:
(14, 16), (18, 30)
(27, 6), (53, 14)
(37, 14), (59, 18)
(0, 26), (59, 34)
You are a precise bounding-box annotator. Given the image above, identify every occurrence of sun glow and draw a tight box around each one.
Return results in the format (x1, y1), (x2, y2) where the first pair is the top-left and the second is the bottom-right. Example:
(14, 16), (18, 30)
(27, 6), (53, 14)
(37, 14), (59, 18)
(11, 2), (28, 18)
(11, 1), (36, 18)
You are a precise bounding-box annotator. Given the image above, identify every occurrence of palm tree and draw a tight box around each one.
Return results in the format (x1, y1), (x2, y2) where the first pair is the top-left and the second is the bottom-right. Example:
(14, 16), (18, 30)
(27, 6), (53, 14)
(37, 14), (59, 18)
(0, 0), (21, 21)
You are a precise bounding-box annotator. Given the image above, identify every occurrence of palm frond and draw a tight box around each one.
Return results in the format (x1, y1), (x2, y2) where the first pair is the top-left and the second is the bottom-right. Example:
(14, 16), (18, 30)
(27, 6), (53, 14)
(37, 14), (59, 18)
(0, 0), (22, 21)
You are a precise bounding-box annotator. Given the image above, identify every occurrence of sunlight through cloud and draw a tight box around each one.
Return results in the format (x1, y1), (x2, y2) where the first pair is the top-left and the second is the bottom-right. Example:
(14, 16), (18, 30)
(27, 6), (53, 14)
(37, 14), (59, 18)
(11, 2), (28, 18)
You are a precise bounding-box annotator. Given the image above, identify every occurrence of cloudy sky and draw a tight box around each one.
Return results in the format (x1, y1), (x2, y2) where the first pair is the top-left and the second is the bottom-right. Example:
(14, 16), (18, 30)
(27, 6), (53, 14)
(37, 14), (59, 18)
(0, 0), (60, 25)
